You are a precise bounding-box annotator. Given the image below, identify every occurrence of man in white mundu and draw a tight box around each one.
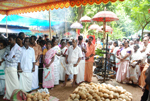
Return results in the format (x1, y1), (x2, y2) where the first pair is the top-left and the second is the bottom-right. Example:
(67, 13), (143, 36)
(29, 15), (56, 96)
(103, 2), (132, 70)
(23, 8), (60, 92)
(3, 35), (22, 100)
(18, 37), (35, 92)
(62, 39), (82, 87)
(76, 36), (86, 84)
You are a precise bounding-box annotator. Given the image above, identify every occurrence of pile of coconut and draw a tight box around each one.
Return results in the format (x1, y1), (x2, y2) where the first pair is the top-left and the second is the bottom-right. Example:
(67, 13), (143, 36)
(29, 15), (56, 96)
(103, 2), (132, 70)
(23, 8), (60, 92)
(66, 82), (133, 101)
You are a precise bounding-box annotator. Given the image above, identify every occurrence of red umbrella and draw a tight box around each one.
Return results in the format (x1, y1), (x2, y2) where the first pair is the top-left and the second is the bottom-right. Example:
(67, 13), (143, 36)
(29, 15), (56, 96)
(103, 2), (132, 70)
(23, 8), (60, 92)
(64, 32), (71, 36)
(88, 23), (100, 30)
(70, 22), (83, 29)
(80, 15), (91, 22)
(92, 11), (119, 22)
(98, 25), (113, 32)
(92, 9), (119, 38)
(80, 15), (91, 35)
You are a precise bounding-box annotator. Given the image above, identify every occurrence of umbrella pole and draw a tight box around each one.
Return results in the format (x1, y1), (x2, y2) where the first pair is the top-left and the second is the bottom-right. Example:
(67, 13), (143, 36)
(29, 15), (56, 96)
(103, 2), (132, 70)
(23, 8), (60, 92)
(6, 15), (8, 37)
(103, 19), (106, 39)
(49, 10), (51, 39)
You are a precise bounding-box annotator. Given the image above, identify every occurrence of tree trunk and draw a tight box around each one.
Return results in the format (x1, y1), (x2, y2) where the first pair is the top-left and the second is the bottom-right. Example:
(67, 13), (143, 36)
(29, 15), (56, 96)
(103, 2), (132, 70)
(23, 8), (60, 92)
(77, 6), (82, 22)
(141, 27), (144, 41)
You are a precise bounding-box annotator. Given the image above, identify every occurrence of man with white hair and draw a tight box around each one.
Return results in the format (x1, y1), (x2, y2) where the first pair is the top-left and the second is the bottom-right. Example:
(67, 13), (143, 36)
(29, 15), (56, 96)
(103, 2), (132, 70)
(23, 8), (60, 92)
(139, 36), (150, 88)
(62, 39), (82, 87)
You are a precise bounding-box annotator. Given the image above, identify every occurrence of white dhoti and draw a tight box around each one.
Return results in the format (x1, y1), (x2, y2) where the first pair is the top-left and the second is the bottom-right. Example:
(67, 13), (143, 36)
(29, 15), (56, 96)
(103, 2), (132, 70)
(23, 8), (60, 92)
(19, 72), (32, 92)
(32, 65), (39, 90)
(76, 60), (85, 84)
(59, 57), (66, 81)
(4, 67), (19, 100)
(129, 65), (141, 83)
(66, 64), (79, 75)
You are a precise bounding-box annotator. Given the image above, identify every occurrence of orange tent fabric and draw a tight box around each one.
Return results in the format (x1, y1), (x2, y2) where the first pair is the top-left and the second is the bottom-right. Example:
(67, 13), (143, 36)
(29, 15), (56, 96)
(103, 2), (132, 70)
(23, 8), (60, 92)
(0, 0), (125, 15)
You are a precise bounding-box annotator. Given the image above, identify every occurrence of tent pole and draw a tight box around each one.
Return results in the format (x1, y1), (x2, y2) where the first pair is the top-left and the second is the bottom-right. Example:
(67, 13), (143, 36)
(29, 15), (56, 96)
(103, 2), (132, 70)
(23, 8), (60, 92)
(6, 15), (8, 37)
(49, 10), (51, 39)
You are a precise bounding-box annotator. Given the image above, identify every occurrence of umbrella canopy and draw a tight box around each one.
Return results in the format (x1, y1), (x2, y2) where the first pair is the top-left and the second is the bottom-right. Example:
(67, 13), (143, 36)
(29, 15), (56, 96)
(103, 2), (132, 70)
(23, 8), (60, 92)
(92, 11), (119, 22)
(97, 27), (103, 32)
(64, 32), (71, 36)
(88, 23), (100, 30)
(99, 25), (113, 32)
(80, 15), (91, 22)
(70, 22), (83, 29)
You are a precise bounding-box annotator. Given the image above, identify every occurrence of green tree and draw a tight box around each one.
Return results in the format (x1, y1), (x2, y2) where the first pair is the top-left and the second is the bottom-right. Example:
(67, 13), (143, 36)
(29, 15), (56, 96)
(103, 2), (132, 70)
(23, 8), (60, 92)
(122, 0), (150, 39)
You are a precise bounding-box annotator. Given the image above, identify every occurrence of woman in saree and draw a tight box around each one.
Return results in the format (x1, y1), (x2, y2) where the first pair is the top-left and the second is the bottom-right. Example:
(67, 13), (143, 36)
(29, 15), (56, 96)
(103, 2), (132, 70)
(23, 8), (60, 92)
(42, 41), (56, 88)
(116, 41), (132, 83)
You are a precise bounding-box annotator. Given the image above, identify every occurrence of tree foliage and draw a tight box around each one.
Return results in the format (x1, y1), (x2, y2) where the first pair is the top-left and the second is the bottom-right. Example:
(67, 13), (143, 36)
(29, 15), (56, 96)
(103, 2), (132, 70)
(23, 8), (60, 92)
(122, 0), (150, 39)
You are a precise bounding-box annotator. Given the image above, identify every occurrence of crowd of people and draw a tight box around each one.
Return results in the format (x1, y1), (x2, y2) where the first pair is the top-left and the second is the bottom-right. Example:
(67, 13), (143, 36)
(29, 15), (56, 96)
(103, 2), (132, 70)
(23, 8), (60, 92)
(1, 32), (150, 100)
(106, 34), (150, 101)
(0, 32), (95, 100)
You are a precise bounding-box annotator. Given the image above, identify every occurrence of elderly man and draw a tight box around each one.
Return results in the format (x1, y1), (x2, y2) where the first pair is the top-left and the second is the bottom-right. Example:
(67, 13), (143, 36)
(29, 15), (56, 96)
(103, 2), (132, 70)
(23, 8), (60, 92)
(84, 36), (95, 82)
(30, 35), (42, 90)
(18, 37), (35, 92)
(139, 36), (150, 88)
(76, 36), (86, 84)
(3, 34), (22, 100)
(63, 39), (82, 87)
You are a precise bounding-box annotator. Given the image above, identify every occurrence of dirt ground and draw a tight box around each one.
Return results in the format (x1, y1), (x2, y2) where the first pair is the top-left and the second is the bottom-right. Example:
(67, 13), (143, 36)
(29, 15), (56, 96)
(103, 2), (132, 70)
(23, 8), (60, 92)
(0, 76), (143, 101)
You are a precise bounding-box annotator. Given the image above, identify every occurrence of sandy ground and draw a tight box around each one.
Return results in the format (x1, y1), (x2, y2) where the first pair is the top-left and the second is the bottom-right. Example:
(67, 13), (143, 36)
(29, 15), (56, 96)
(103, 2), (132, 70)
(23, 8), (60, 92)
(0, 76), (143, 101)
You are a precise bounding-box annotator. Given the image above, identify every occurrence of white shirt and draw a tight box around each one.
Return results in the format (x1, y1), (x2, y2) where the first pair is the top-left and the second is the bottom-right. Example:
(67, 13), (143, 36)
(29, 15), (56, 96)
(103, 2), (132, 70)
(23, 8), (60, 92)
(3, 44), (22, 69)
(66, 45), (82, 64)
(19, 46), (35, 73)
(140, 44), (150, 63)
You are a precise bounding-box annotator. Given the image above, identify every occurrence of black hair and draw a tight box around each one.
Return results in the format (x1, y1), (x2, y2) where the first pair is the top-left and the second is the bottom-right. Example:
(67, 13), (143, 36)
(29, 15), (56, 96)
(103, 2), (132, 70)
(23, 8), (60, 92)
(38, 36), (43, 40)
(30, 35), (37, 41)
(40, 40), (46, 46)
(37, 39), (41, 44)
(60, 39), (66, 44)
(89, 36), (93, 40)
(17, 35), (23, 41)
(52, 38), (56, 46)
(136, 38), (139, 42)
(68, 41), (72, 45)
(44, 34), (48, 37)
(124, 40), (129, 43)
(86, 39), (88, 43)
(24, 37), (30, 43)
(135, 44), (139, 49)
(66, 38), (69, 43)
(8, 34), (17, 41)
(18, 32), (24, 38)
(114, 41), (118, 47)
(78, 35), (83, 40)
(46, 40), (52, 45)
(46, 38), (49, 42)
(0, 39), (7, 46)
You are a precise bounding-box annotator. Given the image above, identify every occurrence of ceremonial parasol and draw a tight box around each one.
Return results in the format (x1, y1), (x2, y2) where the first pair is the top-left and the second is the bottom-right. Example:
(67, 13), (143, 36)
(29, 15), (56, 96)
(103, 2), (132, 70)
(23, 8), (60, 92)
(80, 15), (91, 35)
(98, 25), (113, 32)
(70, 22), (83, 35)
(80, 15), (91, 22)
(88, 23), (100, 30)
(70, 22), (83, 29)
(92, 9), (119, 38)
(92, 8), (119, 82)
